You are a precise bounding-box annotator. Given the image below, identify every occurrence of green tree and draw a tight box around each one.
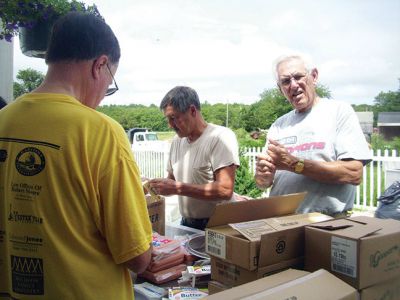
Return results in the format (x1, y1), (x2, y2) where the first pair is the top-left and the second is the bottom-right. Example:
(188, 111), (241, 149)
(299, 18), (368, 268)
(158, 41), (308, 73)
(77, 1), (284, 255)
(234, 128), (265, 148)
(13, 68), (45, 98)
(234, 153), (263, 198)
(374, 80), (400, 112)
(243, 84), (332, 132)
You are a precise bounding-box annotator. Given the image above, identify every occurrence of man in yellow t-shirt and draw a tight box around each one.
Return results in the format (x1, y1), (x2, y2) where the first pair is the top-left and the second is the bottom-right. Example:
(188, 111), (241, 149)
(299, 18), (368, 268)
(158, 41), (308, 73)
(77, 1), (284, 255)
(0, 12), (152, 300)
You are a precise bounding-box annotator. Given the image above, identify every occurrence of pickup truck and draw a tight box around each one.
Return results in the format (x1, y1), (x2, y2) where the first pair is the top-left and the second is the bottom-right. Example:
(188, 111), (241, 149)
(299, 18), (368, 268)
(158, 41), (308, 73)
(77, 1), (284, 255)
(127, 128), (169, 151)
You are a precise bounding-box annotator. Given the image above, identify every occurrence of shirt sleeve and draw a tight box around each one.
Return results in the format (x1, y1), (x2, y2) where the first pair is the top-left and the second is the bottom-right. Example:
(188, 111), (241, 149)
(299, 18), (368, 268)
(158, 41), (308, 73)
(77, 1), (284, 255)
(210, 128), (240, 171)
(97, 155), (152, 264)
(335, 102), (372, 163)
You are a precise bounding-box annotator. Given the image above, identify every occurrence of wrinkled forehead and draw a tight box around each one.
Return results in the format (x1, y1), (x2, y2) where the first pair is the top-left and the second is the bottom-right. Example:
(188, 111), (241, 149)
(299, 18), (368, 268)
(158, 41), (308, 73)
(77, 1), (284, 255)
(277, 58), (307, 77)
(163, 104), (181, 118)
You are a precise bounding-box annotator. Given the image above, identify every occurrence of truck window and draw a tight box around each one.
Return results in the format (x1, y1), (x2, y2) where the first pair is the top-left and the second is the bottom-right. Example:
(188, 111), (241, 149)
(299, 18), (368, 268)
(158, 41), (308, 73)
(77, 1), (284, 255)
(146, 133), (158, 141)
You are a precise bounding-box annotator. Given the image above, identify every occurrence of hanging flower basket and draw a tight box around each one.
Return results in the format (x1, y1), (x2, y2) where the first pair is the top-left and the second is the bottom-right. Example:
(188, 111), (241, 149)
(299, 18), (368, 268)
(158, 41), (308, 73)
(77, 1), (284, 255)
(19, 18), (57, 59)
(0, 0), (103, 52)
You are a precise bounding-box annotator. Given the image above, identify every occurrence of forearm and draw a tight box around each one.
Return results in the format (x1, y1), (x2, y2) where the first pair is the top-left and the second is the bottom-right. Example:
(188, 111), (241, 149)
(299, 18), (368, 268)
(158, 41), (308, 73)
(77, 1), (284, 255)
(174, 181), (233, 201)
(267, 139), (364, 185)
(300, 159), (363, 185)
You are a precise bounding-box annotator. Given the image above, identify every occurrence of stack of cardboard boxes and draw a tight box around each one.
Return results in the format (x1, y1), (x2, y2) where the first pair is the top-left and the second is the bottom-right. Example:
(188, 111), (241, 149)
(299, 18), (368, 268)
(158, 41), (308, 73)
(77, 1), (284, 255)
(205, 193), (331, 286)
(305, 216), (400, 299)
(204, 193), (400, 299)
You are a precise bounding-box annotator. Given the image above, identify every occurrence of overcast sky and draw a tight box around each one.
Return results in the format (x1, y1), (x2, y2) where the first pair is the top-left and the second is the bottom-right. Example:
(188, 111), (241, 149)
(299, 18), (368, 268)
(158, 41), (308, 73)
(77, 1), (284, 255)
(12, 0), (400, 106)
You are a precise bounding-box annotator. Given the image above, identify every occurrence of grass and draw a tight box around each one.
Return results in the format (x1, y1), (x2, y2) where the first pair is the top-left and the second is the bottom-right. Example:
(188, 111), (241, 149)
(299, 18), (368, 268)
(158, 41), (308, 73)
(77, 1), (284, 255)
(156, 131), (175, 141)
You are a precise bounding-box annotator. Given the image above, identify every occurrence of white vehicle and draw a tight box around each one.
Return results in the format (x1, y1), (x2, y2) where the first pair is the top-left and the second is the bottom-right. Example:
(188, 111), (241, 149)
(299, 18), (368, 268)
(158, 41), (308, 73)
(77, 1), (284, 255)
(127, 128), (169, 151)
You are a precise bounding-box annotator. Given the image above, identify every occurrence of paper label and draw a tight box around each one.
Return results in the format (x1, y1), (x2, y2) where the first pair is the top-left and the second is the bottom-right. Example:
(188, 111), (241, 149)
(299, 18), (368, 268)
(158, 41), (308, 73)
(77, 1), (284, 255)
(331, 236), (357, 278)
(206, 231), (226, 259)
(229, 220), (275, 241)
(187, 265), (211, 275)
(168, 287), (208, 300)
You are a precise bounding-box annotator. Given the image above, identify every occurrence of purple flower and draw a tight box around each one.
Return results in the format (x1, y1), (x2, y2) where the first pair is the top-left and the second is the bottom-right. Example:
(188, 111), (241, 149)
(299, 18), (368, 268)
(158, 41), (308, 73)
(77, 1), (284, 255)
(5, 33), (13, 42)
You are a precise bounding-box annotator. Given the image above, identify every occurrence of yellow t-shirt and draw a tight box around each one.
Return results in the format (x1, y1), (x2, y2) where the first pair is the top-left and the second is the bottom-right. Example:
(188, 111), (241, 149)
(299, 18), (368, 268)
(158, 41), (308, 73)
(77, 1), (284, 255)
(0, 93), (152, 299)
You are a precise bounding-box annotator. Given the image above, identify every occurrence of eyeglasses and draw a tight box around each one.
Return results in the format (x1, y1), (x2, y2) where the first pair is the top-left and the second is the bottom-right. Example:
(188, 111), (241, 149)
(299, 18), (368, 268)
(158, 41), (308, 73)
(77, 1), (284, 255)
(105, 64), (119, 96)
(278, 72), (308, 87)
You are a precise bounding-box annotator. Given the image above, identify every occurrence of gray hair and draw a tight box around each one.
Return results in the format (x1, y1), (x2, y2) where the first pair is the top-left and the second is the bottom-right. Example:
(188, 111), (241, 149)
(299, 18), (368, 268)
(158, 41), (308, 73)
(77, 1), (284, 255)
(160, 86), (201, 112)
(273, 54), (315, 81)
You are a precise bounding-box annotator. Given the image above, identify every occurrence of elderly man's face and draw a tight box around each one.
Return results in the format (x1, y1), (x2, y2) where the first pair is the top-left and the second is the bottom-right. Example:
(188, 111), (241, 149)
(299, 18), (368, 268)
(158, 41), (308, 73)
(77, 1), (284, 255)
(163, 104), (194, 138)
(277, 59), (318, 113)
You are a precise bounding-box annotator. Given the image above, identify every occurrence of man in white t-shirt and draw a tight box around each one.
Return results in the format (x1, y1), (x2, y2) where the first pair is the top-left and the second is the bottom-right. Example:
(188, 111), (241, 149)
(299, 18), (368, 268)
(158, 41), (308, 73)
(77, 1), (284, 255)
(148, 86), (240, 230)
(255, 55), (371, 217)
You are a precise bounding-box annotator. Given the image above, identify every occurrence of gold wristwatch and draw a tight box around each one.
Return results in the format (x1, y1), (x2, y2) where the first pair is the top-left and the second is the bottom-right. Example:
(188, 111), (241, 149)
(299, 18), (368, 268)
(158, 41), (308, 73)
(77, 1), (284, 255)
(294, 159), (305, 174)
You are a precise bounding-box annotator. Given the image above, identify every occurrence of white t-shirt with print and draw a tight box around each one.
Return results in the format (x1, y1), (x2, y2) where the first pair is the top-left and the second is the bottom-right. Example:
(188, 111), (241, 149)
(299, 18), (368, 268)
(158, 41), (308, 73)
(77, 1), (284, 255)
(168, 123), (240, 218)
(268, 98), (372, 215)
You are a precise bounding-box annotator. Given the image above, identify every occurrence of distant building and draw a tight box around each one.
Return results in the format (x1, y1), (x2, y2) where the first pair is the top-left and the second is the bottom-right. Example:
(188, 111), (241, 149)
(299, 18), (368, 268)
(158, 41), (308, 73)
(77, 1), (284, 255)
(355, 112), (373, 141)
(377, 112), (400, 140)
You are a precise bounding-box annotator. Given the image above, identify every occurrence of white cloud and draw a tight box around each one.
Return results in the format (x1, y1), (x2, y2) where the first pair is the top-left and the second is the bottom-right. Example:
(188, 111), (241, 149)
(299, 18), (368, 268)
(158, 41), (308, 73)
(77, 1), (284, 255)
(10, 0), (400, 107)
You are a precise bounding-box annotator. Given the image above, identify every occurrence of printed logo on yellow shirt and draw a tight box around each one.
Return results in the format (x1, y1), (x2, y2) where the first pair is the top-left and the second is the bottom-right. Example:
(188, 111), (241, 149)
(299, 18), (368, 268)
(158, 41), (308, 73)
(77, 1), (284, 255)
(11, 255), (44, 295)
(15, 147), (45, 176)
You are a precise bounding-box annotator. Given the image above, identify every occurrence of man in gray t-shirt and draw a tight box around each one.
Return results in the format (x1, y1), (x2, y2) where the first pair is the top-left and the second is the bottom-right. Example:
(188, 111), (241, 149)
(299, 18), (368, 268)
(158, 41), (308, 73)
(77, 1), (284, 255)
(255, 55), (371, 216)
(148, 86), (240, 230)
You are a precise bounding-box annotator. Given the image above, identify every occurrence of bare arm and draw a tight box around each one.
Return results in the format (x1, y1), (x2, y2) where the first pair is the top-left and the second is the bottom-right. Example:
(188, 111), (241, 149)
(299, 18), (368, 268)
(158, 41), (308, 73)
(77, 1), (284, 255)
(121, 246), (152, 274)
(267, 139), (364, 185)
(149, 164), (237, 201)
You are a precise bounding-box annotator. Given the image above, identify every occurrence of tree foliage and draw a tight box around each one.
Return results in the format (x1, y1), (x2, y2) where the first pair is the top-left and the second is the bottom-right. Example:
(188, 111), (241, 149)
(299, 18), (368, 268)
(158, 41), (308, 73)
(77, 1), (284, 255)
(13, 67), (398, 149)
(13, 68), (44, 98)
(234, 153), (264, 198)
(241, 83), (331, 132)
(374, 79), (400, 112)
(97, 104), (167, 131)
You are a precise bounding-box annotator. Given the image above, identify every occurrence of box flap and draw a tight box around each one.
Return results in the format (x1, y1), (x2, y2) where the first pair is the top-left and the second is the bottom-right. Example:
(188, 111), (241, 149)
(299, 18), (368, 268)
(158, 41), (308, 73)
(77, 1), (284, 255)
(308, 218), (382, 239)
(229, 212), (332, 242)
(204, 269), (309, 300)
(240, 269), (357, 300)
(206, 192), (306, 228)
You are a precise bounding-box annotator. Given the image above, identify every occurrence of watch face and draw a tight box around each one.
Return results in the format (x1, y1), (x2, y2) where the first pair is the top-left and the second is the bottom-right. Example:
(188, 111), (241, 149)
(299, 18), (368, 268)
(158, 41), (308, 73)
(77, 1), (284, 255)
(295, 160), (304, 173)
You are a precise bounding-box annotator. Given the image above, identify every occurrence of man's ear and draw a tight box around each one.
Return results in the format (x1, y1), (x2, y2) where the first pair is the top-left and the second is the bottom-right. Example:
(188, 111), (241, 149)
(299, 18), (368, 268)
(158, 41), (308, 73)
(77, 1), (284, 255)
(310, 68), (319, 85)
(190, 105), (197, 116)
(277, 83), (283, 94)
(91, 55), (109, 79)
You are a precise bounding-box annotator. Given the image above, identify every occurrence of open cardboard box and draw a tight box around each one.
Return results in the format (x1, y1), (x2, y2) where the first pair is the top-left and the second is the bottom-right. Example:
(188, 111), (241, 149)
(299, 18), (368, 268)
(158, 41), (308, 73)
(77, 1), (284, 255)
(205, 192), (331, 271)
(205, 268), (358, 300)
(305, 216), (400, 290)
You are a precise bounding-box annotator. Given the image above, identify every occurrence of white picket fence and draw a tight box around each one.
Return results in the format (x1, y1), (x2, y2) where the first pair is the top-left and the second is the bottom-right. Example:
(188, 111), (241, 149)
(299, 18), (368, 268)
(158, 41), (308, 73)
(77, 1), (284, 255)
(133, 147), (400, 211)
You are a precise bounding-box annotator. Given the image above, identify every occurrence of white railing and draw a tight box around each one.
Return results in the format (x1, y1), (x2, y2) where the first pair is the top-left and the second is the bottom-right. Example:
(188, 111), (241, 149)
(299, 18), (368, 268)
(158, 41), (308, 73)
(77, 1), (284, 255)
(133, 148), (170, 179)
(133, 147), (400, 211)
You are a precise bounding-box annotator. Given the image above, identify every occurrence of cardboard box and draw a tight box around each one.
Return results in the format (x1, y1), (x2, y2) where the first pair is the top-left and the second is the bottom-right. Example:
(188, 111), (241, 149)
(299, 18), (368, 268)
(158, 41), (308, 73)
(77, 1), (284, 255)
(206, 193), (331, 271)
(205, 269), (358, 300)
(305, 216), (400, 290)
(146, 195), (165, 235)
(204, 269), (309, 299)
(205, 192), (305, 270)
(359, 276), (400, 300)
(210, 256), (304, 286)
(207, 281), (230, 295)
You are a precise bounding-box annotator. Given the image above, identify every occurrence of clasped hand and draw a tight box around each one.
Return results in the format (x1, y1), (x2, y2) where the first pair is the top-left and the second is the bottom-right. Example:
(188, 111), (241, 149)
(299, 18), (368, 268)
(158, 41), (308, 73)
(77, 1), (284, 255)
(256, 139), (297, 175)
(147, 178), (177, 196)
